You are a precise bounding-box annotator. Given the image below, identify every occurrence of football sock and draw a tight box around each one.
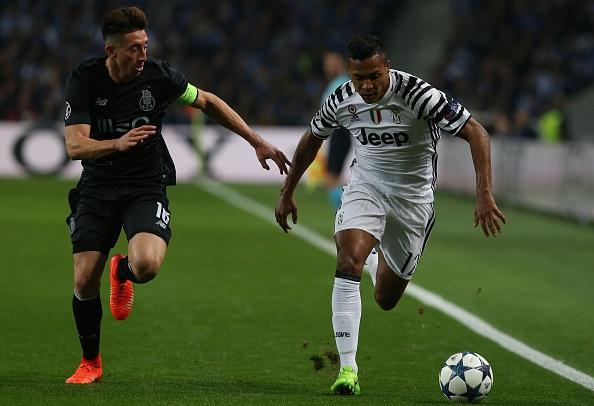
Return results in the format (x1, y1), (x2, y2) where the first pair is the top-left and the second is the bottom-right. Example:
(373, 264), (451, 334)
(72, 293), (102, 360)
(365, 248), (379, 287)
(117, 256), (140, 283)
(332, 273), (361, 372)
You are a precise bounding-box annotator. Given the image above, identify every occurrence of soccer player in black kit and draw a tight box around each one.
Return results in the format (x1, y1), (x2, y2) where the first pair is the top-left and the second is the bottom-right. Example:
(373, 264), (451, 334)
(64, 7), (291, 384)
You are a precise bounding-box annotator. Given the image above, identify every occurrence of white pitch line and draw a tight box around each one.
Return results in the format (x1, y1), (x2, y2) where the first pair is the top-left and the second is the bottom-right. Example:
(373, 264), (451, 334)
(197, 178), (594, 392)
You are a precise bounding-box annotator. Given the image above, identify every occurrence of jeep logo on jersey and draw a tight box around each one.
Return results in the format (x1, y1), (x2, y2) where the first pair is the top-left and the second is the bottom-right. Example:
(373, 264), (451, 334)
(139, 89), (155, 112)
(357, 128), (409, 146)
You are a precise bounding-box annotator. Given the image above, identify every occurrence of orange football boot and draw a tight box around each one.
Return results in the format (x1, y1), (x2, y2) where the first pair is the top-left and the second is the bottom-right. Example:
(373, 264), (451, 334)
(109, 254), (134, 320)
(65, 355), (102, 384)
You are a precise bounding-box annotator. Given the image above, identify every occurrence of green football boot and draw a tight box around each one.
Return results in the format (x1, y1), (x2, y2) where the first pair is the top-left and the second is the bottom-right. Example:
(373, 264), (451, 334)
(331, 366), (361, 395)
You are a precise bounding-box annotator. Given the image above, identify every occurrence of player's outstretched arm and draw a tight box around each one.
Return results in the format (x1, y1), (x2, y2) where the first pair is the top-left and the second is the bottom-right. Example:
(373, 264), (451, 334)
(65, 124), (156, 160)
(275, 129), (323, 233)
(191, 90), (291, 174)
(457, 117), (506, 237)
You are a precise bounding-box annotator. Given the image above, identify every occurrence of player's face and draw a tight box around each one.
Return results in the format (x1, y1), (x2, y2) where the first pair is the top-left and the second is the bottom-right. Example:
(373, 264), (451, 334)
(111, 30), (148, 81)
(348, 54), (390, 104)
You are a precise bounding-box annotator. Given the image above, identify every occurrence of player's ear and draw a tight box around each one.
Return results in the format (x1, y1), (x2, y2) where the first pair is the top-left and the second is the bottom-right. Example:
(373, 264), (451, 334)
(385, 58), (390, 70)
(105, 43), (115, 58)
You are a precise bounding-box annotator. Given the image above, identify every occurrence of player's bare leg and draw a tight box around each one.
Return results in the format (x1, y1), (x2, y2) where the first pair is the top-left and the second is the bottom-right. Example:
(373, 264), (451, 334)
(373, 249), (409, 311)
(110, 232), (166, 320)
(67, 251), (105, 384)
(331, 229), (377, 395)
(127, 232), (166, 282)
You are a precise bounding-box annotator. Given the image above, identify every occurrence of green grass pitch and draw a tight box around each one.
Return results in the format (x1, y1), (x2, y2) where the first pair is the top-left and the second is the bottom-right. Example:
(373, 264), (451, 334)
(1, 177), (593, 405)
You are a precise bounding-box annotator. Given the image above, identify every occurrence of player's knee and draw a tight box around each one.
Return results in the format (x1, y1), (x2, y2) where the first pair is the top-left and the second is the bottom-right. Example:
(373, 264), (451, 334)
(74, 273), (100, 297)
(129, 256), (161, 283)
(336, 254), (365, 277)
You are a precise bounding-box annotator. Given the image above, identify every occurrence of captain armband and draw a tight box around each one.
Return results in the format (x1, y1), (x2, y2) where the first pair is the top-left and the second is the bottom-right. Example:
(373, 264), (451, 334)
(177, 83), (198, 105)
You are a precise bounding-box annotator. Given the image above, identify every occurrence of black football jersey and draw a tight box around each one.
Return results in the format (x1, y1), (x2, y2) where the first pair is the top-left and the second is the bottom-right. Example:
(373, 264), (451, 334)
(64, 56), (189, 188)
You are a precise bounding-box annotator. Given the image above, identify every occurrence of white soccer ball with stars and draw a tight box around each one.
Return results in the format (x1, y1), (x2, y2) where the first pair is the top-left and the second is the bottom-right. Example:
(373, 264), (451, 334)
(439, 352), (493, 403)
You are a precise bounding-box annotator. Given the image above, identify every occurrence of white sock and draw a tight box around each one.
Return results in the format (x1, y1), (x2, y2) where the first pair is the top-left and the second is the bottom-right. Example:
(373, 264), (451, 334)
(332, 276), (361, 372)
(364, 248), (379, 286)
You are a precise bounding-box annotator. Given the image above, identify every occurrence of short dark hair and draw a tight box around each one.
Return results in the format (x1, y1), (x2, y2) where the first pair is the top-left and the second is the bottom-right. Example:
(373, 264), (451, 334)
(101, 6), (148, 42)
(347, 34), (384, 61)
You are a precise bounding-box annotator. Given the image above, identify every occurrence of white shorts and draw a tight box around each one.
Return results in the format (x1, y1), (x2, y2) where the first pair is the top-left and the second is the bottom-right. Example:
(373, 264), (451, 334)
(335, 181), (435, 280)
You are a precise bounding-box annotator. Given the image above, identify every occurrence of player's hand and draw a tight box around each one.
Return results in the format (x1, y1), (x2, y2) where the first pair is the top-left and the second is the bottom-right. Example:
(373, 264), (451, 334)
(254, 140), (292, 175)
(275, 194), (298, 233)
(116, 125), (156, 152)
(474, 192), (506, 237)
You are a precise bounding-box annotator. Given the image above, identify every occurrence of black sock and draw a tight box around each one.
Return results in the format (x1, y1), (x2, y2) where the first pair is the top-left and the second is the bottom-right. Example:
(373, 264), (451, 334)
(72, 295), (102, 360)
(117, 256), (139, 283)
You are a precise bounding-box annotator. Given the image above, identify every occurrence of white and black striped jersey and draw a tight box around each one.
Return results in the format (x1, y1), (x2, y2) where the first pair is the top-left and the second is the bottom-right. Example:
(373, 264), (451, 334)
(310, 69), (471, 203)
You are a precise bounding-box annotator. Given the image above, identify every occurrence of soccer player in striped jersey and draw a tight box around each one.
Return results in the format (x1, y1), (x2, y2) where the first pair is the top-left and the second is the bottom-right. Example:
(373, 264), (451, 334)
(275, 34), (506, 395)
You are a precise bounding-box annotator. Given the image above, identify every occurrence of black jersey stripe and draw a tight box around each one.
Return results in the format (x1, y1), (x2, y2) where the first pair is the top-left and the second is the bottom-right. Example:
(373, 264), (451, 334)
(345, 83), (353, 97)
(401, 76), (417, 99)
(417, 93), (432, 119)
(320, 109), (334, 124)
(429, 121), (440, 190)
(323, 99), (336, 113)
(334, 87), (344, 103)
(394, 72), (404, 94)
(411, 86), (432, 111)
(405, 80), (423, 104)
(427, 94), (446, 119)
(319, 117), (332, 128)
(329, 94), (338, 110)
(312, 121), (325, 135)
(322, 103), (336, 119)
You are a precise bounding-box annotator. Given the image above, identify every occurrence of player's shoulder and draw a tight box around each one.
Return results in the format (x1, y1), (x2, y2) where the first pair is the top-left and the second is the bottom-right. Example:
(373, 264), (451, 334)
(391, 69), (420, 90)
(329, 79), (356, 106)
(390, 69), (439, 100)
(69, 56), (106, 81)
(144, 57), (180, 77)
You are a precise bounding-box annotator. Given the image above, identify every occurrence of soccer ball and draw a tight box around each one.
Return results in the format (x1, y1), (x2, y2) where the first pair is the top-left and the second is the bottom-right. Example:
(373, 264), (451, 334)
(439, 352), (493, 403)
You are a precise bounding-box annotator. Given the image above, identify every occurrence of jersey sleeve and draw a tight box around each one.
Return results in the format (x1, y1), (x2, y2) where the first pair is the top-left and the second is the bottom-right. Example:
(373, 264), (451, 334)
(310, 92), (340, 140)
(394, 72), (470, 135)
(161, 61), (190, 102)
(64, 70), (91, 126)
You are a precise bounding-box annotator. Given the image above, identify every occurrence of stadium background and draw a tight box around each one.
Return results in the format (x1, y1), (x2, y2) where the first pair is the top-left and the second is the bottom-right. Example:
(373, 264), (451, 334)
(1, 1), (593, 404)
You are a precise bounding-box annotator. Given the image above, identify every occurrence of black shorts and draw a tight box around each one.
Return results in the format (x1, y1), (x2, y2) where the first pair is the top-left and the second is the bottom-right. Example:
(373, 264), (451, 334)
(327, 126), (352, 177)
(65, 184), (172, 256)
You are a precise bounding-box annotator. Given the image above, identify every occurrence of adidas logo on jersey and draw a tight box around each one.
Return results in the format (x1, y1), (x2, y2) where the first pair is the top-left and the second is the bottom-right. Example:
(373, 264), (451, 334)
(357, 128), (409, 146)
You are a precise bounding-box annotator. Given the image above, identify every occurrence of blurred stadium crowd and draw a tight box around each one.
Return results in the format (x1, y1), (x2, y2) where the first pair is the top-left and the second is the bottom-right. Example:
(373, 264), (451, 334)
(1, 0), (593, 139)
(0, 0), (394, 125)
(433, 0), (594, 141)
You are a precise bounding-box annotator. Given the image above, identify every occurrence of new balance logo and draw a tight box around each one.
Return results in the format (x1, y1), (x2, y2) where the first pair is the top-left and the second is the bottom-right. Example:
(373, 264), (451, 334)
(155, 220), (167, 229)
(335, 332), (350, 338)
